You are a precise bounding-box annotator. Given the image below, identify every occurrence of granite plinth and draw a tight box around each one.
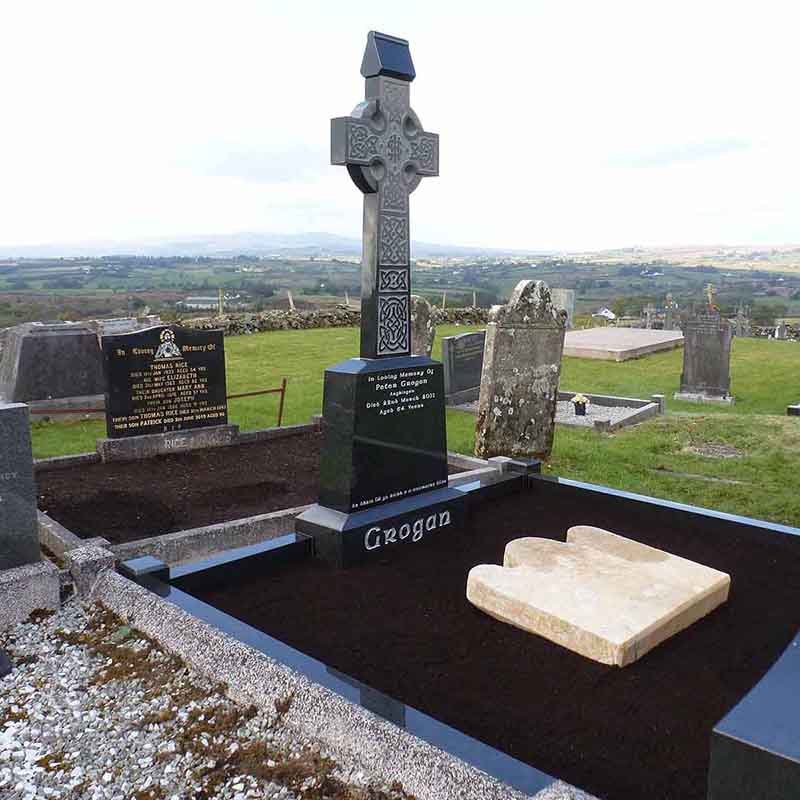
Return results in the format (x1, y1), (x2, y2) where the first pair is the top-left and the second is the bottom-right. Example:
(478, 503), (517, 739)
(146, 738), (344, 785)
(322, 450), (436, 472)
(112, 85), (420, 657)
(563, 328), (684, 361)
(467, 525), (730, 666)
(0, 322), (105, 403)
(296, 486), (467, 568)
(318, 356), (448, 514)
(674, 391), (734, 405)
(0, 403), (40, 570)
(96, 424), (239, 463)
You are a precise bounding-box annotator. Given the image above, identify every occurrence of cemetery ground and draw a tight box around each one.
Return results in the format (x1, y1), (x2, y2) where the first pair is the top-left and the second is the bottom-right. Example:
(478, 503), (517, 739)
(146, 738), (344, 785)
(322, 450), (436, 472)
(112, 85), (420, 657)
(29, 325), (800, 527)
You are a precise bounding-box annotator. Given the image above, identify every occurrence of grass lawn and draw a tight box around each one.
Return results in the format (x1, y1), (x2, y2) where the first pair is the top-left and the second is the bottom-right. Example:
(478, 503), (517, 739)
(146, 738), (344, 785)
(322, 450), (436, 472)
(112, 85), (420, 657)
(29, 325), (800, 526)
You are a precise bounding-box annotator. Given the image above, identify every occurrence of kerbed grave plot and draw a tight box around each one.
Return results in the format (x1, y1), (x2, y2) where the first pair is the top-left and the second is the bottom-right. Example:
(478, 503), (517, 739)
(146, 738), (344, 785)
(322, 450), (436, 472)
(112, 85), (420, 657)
(36, 431), (325, 544)
(147, 478), (800, 800)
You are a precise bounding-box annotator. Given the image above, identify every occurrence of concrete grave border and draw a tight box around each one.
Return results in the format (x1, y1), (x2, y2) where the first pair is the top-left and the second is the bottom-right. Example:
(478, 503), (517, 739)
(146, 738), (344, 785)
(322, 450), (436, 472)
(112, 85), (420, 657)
(35, 420), (501, 568)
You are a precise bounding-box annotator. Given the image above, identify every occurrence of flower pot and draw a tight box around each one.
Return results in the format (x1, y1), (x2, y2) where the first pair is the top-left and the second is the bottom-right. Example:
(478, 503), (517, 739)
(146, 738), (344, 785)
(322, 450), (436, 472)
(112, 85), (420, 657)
(574, 402), (587, 416)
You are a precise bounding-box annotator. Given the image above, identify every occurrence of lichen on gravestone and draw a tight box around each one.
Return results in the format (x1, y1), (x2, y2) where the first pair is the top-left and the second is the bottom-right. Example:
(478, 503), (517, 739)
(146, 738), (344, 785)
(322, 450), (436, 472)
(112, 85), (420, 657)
(474, 281), (567, 460)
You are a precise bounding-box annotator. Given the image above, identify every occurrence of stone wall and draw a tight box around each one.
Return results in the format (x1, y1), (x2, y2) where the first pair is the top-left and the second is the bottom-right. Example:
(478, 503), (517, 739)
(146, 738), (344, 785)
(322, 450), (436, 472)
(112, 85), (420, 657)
(179, 306), (490, 337)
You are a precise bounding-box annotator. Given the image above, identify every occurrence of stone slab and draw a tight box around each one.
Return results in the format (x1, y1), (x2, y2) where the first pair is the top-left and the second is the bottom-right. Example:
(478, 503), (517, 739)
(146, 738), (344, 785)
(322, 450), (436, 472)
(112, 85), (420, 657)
(0, 322), (105, 403)
(563, 328), (684, 362)
(96, 423), (239, 463)
(0, 560), (60, 630)
(0, 403), (40, 570)
(466, 525), (730, 666)
(674, 391), (735, 405)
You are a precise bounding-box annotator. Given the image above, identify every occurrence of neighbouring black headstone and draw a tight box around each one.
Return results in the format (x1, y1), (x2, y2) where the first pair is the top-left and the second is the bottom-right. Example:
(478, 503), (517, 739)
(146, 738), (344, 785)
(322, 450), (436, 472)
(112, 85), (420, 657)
(296, 32), (467, 567)
(102, 326), (228, 438)
(442, 331), (485, 402)
(674, 308), (733, 403)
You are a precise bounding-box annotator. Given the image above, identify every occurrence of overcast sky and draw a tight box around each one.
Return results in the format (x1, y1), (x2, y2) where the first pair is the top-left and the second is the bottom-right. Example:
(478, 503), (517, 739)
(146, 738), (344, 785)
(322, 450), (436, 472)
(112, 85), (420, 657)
(2, 1), (798, 251)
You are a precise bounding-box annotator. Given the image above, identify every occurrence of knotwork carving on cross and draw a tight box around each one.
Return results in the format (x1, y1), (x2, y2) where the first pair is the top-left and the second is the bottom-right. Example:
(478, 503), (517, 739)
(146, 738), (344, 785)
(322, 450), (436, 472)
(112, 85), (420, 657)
(331, 31), (439, 359)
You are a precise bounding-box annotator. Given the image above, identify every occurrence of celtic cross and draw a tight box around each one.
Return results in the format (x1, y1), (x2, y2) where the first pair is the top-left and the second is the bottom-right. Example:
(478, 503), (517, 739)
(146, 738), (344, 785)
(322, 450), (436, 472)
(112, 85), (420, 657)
(331, 31), (439, 359)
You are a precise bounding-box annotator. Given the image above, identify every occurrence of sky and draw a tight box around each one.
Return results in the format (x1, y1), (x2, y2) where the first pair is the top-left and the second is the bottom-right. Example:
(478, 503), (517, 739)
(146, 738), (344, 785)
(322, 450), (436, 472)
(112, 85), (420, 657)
(1, 0), (799, 252)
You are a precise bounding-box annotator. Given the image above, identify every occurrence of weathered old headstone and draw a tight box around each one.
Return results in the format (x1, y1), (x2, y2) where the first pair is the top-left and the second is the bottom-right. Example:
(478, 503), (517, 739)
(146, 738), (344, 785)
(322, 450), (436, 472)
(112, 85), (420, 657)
(296, 31), (465, 567)
(550, 289), (575, 329)
(0, 403), (40, 571)
(409, 294), (435, 357)
(674, 307), (733, 403)
(467, 526), (730, 667)
(734, 304), (751, 338)
(474, 281), (567, 460)
(442, 330), (486, 403)
(641, 303), (656, 329)
(97, 325), (235, 460)
(775, 322), (788, 340)
(0, 322), (104, 404)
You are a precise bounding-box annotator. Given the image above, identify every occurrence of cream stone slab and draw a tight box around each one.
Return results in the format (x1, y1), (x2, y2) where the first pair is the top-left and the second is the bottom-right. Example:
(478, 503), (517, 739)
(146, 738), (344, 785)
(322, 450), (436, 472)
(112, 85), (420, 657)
(563, 328), (684, 361)
(466, 525), (730, 666)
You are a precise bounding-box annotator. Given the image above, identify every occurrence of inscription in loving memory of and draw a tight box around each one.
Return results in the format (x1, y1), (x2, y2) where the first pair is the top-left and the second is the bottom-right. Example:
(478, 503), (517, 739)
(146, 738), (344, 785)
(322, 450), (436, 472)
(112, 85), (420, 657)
(102, 327), (228, 439)
(363, 366), (438, 417)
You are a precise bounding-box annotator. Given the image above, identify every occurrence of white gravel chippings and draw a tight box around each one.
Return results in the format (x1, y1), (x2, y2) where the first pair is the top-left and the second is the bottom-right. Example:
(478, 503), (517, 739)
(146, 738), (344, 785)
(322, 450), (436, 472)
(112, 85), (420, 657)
(0, 601), (417, 800)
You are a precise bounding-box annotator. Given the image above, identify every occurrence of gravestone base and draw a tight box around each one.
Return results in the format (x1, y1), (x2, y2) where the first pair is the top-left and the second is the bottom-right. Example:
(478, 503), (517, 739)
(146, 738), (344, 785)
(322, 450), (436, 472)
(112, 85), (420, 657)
(0, 560), (60, 631)
(674, 391), (735, 405)
(96, 423), (239, 463)
(27, 393), (106, 422)
(296, 486), (468, 568)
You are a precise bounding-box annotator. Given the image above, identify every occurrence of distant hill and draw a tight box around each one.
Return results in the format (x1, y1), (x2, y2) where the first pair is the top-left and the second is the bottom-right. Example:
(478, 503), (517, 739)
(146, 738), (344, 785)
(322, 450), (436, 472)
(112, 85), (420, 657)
(0, 232), (546, 260)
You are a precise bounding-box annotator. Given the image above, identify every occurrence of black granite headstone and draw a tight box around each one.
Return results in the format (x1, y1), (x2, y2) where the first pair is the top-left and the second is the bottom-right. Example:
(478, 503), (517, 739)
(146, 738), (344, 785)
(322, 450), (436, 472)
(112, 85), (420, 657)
(102, 326), (227, 438)
(676, 309), (733, 401)
(442, 331), (485, 399)
(296, 32), (469, 567)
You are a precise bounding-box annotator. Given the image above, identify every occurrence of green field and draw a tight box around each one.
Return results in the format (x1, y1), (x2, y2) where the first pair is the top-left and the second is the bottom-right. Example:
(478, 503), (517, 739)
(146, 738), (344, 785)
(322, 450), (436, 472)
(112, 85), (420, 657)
(30, 325), (800, 526)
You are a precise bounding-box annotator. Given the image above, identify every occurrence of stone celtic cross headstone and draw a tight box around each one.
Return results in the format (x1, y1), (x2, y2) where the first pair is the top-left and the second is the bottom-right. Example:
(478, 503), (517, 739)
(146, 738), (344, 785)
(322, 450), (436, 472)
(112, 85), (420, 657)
(330, 31), (439, 358)
(442, 330), (486, 403)
(674, 308), (733, 403)
(297, 31), (464, 567)
(0, 403), (40, 571)
(475, 281), (567, 460)
(98, 325), (236, 460)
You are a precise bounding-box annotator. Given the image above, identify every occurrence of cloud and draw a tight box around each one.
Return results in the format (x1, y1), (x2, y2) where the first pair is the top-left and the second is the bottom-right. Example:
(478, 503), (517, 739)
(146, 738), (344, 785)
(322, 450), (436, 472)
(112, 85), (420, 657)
(189, 142), (329, 185)
(613, 139), (751, 169)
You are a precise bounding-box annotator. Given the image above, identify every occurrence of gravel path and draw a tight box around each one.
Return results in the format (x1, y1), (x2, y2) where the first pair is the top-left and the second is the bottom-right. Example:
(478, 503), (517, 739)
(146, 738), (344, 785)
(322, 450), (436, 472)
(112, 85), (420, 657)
(451, 400), (641, 428)
(0, 602), (414, 800)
